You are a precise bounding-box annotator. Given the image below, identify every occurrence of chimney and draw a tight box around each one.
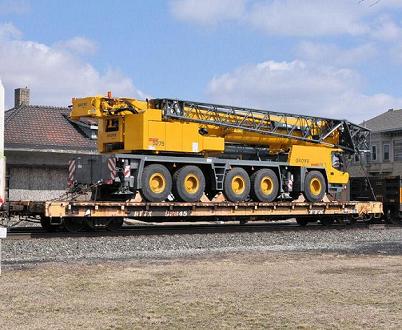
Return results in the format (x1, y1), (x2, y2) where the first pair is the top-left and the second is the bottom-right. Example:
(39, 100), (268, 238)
(14, 87), (30, 108)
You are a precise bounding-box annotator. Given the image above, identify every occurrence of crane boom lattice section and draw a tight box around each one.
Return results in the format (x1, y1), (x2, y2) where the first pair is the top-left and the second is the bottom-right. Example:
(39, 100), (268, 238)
(155, 99), (369, 154)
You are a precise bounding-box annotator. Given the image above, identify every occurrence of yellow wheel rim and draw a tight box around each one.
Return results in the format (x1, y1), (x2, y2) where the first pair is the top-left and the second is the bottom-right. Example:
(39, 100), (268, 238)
(184, 174), (199, 194)
(310, 178), (322, 196)
(260, 176), (274, 195)
(149, 173), (166, 194)
(231, 175), (245, 195)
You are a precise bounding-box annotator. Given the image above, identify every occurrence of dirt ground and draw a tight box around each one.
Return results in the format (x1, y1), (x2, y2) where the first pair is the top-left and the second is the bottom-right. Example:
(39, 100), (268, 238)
(0, 252), (401, 329)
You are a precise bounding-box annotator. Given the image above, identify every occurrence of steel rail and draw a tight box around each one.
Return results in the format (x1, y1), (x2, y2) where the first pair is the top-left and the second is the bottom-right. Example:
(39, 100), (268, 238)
(5, 221), (398, 240)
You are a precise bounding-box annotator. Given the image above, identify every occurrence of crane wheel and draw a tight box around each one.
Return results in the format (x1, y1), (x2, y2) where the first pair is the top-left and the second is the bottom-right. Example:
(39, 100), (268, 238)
(250, 168), (279, 202)
(304, 170), (326, 202)
(224, 168), (250, 202)
(141, 164), (172, 202)
(173, 165), (205, 202)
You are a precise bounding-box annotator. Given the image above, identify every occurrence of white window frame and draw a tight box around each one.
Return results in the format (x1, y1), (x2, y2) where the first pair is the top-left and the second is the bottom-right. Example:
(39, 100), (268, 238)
(371, 145), (377, 161)
(383, 143), (390, 161)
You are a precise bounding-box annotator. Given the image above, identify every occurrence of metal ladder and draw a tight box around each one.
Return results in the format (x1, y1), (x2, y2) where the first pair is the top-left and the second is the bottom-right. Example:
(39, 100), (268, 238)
(154, 98), (370, 154)
(211, 163), (228, 190)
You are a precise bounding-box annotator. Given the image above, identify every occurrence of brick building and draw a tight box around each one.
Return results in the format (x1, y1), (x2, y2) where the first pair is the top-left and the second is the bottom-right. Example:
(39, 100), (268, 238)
(5, 88), (97, 200)
(350, 108), (402, 177)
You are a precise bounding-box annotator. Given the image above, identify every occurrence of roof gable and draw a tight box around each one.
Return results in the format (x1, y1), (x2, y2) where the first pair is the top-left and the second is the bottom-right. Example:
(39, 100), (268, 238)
(362, 109), (402, 132)
(5, 105), (97, 151)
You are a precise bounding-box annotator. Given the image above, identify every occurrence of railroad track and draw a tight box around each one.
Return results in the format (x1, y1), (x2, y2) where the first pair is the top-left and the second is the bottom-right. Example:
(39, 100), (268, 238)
(5, 221), (398, 240)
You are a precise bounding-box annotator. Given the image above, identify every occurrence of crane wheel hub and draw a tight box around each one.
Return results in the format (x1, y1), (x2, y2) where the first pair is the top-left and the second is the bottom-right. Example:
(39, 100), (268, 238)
(184, 174), (199, 194)
(310, 178), (322, 196)
(260, 177), (274, 195)
(232, 176), (246, 194)
(149, 173), (166, 193)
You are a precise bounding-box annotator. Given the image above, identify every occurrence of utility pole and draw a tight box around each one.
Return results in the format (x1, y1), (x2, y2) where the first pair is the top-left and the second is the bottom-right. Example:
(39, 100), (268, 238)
(0, 79), (5, 208)
(0, 79), (5, 275)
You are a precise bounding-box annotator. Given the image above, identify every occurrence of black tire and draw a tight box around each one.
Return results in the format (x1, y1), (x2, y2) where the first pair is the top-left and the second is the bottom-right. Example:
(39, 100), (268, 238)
(223, 167), (250, 202)
(141, 164), (172, 202)
(304, 170), (326, 202)
(250, 168), (279, 202)
(173, 165), (206, 202)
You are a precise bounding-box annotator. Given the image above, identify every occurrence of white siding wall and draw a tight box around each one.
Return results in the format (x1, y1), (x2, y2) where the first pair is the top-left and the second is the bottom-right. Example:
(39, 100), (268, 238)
(8, 166), (67, 201)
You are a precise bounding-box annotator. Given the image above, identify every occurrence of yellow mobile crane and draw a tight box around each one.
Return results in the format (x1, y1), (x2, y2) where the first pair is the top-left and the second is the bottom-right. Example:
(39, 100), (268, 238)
(69, 95), (369, 203)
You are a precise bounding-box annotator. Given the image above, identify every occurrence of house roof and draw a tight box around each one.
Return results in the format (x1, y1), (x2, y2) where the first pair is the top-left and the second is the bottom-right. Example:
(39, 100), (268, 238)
(5, 105), (97, 152)
(362, 109), (402, 132)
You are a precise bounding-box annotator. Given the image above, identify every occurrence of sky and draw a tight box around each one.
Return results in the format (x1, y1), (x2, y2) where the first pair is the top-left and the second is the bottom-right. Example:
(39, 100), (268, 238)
(1, 0), (402, 122)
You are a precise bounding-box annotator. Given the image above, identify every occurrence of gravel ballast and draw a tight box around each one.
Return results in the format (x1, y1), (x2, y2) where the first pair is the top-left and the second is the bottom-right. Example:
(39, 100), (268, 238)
(2, 226), (401, 266)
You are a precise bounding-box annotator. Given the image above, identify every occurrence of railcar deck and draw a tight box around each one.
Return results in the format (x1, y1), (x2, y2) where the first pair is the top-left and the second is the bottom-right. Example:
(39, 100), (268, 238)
(5, 200), (383, 221)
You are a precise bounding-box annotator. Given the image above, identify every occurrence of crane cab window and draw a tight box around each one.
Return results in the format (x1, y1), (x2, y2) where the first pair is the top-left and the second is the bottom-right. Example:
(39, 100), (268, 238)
(332, 152), (345, 171)
(106, 119), (119, 132)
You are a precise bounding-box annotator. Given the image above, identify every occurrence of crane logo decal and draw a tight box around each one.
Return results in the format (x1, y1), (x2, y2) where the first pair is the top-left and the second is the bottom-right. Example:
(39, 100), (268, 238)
(295, 158), (310, 165)
(149, 137), (165, 147)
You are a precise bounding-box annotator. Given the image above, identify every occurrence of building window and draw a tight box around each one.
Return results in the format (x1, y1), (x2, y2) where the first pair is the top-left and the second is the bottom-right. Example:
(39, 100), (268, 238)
(371, 145), (377, 161)
(393, 139), (402, 161)
(383, 144), (390, 161)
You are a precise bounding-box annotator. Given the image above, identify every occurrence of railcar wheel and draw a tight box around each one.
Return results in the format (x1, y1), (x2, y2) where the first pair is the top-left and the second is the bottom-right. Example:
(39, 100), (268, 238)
(296, 218), (309, 227)
(141, 164), (172, 202)
(304, 171), (326, 202)
(224, 168), (250, 202)
(173, 165), (205, 202)
(384, 209), (402, 224)
(251, 169), (279, 202)
(320, 217), (334, 226)
(106, 217), (124, 231)
(63, 217), (84, 232)
(40, 217), (59, 232)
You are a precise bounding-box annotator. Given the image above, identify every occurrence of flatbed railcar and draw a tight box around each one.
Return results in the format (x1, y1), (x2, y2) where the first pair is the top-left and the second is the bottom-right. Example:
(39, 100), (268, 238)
(3, 199), (383, 232)
(350, 176), (402, 224)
